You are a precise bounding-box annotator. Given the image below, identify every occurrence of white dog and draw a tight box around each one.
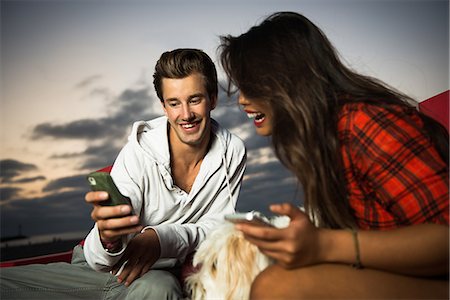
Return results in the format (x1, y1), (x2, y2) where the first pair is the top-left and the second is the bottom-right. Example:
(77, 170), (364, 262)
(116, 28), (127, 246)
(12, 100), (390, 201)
(185, 216), (290, 300)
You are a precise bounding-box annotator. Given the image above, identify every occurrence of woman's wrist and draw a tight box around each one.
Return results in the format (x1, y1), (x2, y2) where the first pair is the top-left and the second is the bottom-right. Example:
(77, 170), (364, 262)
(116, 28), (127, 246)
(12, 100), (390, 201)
(317, 228), (355, 265)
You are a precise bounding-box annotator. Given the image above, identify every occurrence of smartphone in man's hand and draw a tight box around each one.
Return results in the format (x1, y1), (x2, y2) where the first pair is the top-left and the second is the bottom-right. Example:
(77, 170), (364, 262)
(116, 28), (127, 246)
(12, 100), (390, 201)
(86, 172), (132, 207)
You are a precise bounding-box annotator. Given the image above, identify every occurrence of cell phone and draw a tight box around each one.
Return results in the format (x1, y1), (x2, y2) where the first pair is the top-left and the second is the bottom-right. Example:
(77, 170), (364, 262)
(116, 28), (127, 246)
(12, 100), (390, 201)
(224, 211), (274, 227)
(86, 172), (131, 207)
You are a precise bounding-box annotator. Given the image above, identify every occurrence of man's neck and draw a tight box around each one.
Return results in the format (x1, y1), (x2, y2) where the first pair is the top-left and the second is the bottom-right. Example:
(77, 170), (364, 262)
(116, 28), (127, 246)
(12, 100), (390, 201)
(168, 126), (213, 192)
(168, 131), (211, 168)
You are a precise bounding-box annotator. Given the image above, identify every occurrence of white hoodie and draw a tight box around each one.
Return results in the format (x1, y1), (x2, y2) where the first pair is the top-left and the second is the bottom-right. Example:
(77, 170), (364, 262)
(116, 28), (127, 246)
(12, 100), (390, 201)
(84, 116), (246, 271)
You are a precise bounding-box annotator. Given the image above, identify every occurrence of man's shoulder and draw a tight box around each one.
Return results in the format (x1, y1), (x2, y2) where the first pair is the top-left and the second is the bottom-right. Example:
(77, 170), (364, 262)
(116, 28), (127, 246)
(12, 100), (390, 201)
(128, 116), (167, 138)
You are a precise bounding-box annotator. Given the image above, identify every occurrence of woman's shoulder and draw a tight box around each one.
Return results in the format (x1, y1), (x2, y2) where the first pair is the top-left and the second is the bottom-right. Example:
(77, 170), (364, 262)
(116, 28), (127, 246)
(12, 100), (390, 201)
(338, 101), (421, 132)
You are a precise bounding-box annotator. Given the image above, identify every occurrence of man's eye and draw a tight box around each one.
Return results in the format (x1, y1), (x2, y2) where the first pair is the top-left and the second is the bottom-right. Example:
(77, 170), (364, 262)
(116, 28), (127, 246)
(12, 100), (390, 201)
(190, 98), (202, 104)
(168, 102), (179, 107)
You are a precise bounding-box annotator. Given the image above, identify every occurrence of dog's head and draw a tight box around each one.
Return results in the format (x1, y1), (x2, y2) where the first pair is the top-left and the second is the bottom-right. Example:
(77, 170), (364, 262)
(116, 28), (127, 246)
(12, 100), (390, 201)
(185, 223), (271, 300)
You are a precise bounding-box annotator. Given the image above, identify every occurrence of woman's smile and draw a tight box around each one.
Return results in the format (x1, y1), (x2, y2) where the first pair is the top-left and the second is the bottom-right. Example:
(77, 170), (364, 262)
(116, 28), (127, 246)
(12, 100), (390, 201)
(245, 110), (266, 127)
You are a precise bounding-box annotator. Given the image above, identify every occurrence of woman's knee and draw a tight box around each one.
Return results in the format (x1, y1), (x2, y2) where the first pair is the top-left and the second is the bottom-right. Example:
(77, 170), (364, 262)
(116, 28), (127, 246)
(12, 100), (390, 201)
(250, 264), (332, 299)
(250, 265), (303, 299)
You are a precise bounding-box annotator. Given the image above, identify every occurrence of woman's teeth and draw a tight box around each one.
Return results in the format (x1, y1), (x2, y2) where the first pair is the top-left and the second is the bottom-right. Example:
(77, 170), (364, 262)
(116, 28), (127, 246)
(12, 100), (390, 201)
(247, 112), (265, 121)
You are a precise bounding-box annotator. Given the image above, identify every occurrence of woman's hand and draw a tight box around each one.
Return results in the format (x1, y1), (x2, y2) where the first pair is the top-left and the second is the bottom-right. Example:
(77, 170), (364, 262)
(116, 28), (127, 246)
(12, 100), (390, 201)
(236, 203), (323, 269)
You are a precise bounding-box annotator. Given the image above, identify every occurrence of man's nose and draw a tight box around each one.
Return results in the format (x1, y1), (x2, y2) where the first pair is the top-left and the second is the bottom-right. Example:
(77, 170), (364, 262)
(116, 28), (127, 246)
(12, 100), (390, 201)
(181, 104), (193, 119)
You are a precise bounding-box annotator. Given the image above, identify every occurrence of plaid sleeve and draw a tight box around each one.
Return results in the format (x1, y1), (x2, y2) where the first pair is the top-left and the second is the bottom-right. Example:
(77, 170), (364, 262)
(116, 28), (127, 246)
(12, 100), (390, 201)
(342, 103), (449, 229)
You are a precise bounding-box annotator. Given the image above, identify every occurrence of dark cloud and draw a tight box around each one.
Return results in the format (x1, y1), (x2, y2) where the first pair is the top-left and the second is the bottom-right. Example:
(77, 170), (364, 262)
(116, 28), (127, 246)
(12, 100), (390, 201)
(212, 104), (247, 130)
(108, 88), (160, 128)
(78, 143), (122, 171)
(1, 189), (93, 238)
(48, 144), (121, 171)
(13, 176), (46, 184)
(237, 160), (304, 217)
(0, 159), (38, 183)
(50, 152), (82, 159)
(0, 187), (22, 201)
(42, 174), (88, 193)
(31, 118), (111, 140)
(30, 87), (158, 142)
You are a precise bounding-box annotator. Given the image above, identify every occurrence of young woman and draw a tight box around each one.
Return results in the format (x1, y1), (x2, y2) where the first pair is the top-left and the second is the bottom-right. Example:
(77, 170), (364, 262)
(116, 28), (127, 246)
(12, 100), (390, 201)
(219, 12), (449, 299)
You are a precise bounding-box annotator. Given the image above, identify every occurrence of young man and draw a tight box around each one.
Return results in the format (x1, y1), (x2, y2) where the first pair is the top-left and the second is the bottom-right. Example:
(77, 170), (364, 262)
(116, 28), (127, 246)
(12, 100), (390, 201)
(1, 49), (246, 299)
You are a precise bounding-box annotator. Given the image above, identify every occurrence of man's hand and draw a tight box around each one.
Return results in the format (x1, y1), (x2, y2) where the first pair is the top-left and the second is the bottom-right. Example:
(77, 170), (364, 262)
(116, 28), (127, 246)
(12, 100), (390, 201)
(112, 229), (161, 286)
(85, 191), (143, 243)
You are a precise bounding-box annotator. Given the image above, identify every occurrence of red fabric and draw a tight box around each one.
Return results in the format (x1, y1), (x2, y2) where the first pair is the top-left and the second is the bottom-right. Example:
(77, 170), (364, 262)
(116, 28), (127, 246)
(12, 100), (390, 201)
(339, 103), (449, 230)
(0, 251), (73, 268)
(96, 165), (113, 173)
(419, 90), (449, 131)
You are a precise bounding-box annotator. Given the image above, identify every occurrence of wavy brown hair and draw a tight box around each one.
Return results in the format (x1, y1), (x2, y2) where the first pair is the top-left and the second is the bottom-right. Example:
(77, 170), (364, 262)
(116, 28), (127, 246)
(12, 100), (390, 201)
(153, 48), (218, 102)
(219, 12), (448, 229)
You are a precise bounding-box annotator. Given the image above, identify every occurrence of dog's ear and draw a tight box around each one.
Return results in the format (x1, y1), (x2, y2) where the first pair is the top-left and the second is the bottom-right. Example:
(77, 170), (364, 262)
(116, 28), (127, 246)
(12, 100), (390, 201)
(217, 232), (258, 299)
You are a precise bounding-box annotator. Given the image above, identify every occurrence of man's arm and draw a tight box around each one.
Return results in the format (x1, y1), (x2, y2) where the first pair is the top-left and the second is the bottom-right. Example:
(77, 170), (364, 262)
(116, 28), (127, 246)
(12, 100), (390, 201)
(83, 140), (145, 272)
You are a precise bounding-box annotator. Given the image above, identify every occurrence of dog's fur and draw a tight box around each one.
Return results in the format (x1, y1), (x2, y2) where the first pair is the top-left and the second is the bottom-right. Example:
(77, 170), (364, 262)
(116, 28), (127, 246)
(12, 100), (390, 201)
(185, 216), (289, 300)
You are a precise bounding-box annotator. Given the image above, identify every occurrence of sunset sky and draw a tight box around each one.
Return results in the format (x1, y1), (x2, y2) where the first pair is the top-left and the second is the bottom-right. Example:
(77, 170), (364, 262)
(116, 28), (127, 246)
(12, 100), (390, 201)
(1, 0), (448, 241)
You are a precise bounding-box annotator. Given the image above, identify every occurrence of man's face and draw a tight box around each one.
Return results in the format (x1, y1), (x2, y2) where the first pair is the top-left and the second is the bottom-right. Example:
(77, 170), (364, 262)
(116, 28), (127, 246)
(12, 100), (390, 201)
(161, 73), (216, 147)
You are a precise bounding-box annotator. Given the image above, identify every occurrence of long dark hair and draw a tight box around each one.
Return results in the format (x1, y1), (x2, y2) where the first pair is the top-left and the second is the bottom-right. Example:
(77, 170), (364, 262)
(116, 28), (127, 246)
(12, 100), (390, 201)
(219, 12), (448, 229)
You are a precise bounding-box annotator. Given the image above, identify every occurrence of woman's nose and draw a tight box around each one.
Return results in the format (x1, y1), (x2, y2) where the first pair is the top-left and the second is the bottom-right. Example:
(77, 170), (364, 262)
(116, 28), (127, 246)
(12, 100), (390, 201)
(238, 93), (250, 105)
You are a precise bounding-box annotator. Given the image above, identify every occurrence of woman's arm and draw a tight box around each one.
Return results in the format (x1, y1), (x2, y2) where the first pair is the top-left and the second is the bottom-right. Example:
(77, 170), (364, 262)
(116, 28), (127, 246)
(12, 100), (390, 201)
(323, 222), (449, 277)
(237, 203), (449, 277)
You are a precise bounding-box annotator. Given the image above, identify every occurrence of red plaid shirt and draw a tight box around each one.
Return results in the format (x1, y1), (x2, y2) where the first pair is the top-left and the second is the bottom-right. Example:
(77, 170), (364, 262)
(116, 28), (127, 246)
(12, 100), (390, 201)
(338, 102), (449, 230)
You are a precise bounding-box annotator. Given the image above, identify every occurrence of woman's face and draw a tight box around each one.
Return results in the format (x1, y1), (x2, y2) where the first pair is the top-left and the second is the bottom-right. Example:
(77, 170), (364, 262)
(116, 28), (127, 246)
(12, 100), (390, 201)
(238, 92), (273, 136)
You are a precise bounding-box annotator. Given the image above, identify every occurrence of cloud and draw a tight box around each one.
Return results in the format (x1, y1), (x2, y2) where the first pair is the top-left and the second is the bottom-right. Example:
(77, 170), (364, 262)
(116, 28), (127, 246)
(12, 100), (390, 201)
(49, 144), (121, 171)
(0, 187), (22, 201)
(31, 118), (111, 140)
(78, 143), (122, 171)
(50, 152), (83, 159)
(0, 159), (38, 183)
(13, 176), (46, 184)
(1, 189), (93, 237)
(75, 74), (102, 89)
(236, 158), (303, 216)
(30, 87), (159, 142)
(42, 174), (89, 193)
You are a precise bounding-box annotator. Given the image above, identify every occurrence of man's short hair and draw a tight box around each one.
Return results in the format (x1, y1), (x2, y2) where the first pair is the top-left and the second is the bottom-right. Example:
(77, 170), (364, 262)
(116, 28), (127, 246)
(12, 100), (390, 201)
(153, 48), (218, 102)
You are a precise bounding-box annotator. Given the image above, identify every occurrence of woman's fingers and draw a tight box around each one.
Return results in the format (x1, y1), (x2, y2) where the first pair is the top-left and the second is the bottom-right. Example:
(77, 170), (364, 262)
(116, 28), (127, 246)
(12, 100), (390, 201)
(236, 224), (283, 241)
(270, 203), (305, 221)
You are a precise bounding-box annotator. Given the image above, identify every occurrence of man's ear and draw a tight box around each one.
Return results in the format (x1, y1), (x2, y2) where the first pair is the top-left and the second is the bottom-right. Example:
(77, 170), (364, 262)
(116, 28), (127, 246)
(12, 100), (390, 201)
(161, 101), (168, 115)
(210, 95), (218, 110)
